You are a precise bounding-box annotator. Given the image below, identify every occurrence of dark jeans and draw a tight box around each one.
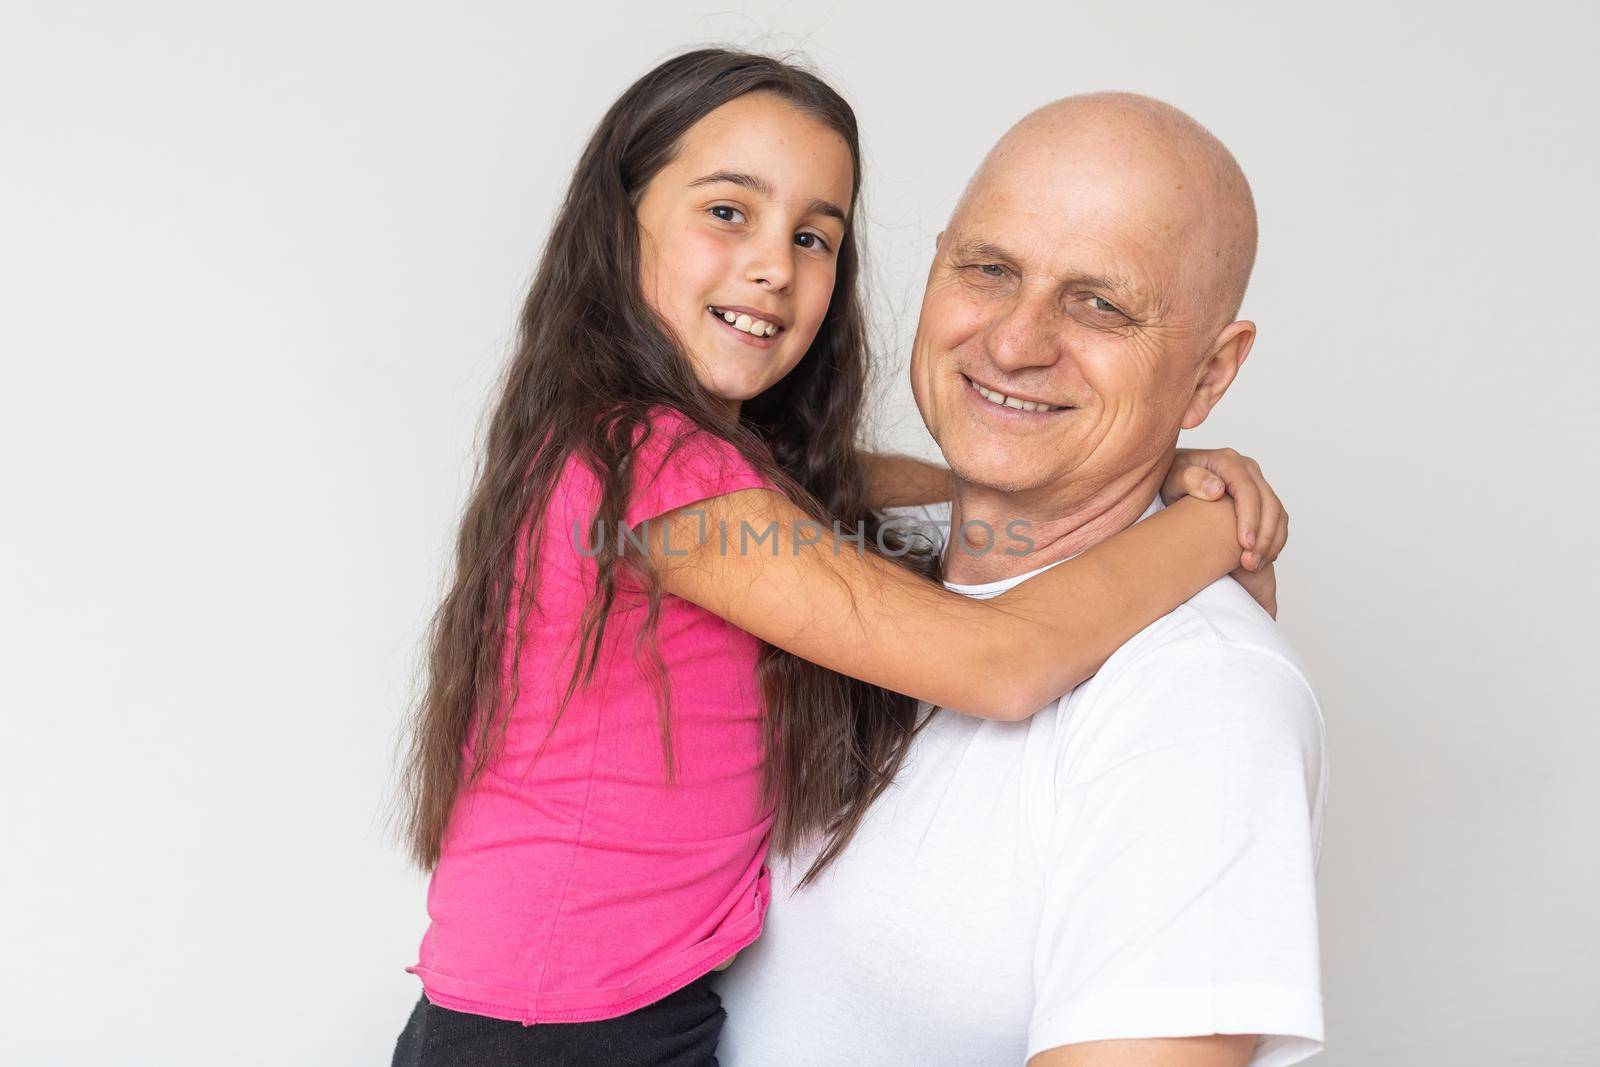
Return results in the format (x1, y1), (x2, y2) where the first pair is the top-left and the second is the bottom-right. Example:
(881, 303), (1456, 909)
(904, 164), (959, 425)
(391, 973), (725, 1067)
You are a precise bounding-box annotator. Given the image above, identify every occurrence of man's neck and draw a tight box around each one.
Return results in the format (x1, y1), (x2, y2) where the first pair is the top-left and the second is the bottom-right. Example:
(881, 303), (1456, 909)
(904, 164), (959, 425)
(941, 456), (1171, 586)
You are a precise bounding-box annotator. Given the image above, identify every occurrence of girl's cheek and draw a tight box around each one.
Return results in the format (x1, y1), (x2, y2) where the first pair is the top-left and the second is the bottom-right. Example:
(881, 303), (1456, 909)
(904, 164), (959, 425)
(650, 241), (716, 335)
(680, 227), (739, 288)
(797, 262), (837, 334)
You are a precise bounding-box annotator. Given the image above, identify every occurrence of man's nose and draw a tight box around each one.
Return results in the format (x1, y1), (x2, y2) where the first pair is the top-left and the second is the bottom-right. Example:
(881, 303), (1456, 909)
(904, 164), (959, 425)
(986, 297), (1061, 373)
(744, 228), (795, 292)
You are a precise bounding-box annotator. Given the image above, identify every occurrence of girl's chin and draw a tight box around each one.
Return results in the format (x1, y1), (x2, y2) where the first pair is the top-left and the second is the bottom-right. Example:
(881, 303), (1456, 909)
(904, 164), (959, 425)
(694, 367), (786, 404)
(687, 346), (807, 403)
(713, 384), (766, 406)
(685, 375), (760, 409)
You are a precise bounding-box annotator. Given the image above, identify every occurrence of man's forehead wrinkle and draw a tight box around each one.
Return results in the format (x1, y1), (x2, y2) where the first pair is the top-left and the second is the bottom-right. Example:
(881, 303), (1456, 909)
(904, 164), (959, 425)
(987, 92), (1256, 331)
(952, 235), (1018, 263)
(952, 227), (1153, 312)
(955, 149), (1204, 328)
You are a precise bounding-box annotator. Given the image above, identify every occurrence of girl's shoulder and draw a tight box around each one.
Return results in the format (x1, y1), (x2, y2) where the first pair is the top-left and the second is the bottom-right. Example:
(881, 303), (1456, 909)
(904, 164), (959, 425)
(541, 405), (778, 532)
(633, 403), (733, 466)
(624, 405), (777, 528)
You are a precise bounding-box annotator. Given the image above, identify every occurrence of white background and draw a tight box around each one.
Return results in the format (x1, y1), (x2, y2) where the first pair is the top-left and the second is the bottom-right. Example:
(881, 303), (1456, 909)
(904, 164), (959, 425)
(4, 2), (1596, 1064)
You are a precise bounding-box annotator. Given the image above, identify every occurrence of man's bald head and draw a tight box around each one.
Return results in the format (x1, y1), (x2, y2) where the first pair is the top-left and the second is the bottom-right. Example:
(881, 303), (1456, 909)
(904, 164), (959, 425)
(957, 92), (1257, 337)
(908, 91), (1263, 505)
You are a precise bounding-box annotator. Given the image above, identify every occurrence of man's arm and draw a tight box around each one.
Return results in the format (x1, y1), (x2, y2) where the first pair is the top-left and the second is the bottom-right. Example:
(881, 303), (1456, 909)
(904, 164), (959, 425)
(1023, 635), (1326, 1065)
(1029, 1035), (1257, 1067)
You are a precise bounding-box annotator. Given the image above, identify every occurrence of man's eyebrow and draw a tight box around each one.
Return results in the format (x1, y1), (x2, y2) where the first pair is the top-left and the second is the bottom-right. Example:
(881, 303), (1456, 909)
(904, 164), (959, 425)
(1073, 271), (1140, 302)
(955, 236), (1139, 301)
(952, 237), (1018, 264)
(689, 171), (847, 223)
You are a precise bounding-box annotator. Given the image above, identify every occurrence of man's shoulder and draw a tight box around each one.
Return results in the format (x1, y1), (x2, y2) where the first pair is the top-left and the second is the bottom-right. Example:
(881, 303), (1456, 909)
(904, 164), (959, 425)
(1063, 576), (1325, 772)
(880, 499), (1323, 756)
(1111, 573), (1311, 681)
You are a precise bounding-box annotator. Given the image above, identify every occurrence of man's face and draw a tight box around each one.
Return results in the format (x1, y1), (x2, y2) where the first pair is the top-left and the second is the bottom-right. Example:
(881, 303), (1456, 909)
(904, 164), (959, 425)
(909, 137), (1218, 496)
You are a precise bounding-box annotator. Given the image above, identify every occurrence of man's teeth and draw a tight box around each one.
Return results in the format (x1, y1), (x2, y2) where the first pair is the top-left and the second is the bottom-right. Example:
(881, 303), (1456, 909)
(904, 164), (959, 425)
(712, 307), (778, 337)
(966, 376), (1065, 413)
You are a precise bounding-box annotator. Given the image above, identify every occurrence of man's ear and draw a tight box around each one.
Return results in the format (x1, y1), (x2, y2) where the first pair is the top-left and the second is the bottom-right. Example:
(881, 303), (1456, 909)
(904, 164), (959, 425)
(1181, 320), (1256, 430)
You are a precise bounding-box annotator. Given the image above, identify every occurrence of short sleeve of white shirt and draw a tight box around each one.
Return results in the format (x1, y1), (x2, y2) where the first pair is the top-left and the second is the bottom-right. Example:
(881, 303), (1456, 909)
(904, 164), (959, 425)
(1027, 633), (1327, 1065)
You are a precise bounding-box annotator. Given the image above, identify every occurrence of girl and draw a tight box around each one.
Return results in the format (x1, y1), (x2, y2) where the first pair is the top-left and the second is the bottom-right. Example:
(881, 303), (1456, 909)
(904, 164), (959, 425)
(393, 49), (1287, 1066)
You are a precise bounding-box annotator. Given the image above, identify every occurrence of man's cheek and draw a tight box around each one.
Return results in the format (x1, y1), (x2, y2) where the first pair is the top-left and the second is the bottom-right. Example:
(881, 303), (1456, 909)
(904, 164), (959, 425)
(1079, 341), (1162, 407)
(1121, 332), (1176, 388)
(949, 294), (995, 342)
(925, 283), (988, 343)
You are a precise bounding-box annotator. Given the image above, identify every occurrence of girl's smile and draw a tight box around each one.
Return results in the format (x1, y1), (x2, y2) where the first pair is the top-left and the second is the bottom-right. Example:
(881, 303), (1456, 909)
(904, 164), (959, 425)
(706, 304), (787, 346)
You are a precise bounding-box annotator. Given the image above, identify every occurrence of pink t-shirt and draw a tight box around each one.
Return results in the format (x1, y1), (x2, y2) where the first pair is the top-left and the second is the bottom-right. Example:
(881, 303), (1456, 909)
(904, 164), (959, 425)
(408, 406), (779, 1023)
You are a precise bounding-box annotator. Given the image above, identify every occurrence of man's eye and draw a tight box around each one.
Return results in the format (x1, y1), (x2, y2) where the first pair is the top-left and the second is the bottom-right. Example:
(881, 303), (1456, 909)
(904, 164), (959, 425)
(976, 264), (1007, 278)
(1089, 295), (1122, 314)
(710, 205), (746, 223)
(795, 232), (830, 252)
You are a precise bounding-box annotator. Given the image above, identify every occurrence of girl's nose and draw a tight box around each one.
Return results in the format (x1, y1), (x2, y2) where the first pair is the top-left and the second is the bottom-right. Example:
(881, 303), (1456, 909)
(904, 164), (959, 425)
(746, 234), (795, 291)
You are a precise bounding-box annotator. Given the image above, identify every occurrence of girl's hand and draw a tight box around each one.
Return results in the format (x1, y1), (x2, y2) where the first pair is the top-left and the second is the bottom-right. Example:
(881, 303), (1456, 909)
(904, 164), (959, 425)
(1161, 448), (1288, 573)
(1231, 561), (1278, 619)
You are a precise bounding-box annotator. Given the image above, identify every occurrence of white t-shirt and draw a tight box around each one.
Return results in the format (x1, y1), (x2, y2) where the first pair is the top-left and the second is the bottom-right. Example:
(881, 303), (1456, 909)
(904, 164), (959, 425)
(716, 496), (1327, 1066)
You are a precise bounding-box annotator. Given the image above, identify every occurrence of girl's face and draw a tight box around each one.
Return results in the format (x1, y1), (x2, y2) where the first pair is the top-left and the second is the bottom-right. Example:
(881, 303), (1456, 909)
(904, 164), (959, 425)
(636, 92), (854, 412)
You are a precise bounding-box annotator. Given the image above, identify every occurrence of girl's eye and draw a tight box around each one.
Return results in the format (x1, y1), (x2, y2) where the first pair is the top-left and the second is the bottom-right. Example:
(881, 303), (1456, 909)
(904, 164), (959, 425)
(710, 205), (746, 223)
(1089, 295), (1123, 315)
(794, 232), (830, 252)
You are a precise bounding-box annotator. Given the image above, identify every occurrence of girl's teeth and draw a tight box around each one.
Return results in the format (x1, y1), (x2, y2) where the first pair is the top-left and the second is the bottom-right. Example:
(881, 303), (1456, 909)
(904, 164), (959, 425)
(710, 307), (778, 337)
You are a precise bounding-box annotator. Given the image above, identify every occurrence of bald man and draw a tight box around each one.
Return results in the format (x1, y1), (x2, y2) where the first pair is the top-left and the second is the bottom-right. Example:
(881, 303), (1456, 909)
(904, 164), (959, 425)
(714, 95), (1326, 1066)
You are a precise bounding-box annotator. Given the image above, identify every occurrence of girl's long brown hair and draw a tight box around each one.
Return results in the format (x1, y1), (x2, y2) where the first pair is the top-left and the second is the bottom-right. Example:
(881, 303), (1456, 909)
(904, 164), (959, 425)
(399, 49), (937, 888)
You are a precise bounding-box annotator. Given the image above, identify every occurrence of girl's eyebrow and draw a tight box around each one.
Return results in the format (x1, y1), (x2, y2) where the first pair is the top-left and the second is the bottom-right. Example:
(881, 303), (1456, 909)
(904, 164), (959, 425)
(689, 170), (847, 223)
(690, 169), (774, 196)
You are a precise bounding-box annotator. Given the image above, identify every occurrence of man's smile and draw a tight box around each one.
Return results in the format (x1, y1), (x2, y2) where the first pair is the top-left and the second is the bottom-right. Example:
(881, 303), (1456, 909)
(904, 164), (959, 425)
(959, 372), (1074, 415)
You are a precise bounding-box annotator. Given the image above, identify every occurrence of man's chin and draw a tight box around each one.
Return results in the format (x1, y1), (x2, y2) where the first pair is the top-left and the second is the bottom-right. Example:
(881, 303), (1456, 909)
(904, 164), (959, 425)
(942, 450), (1063, 496)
